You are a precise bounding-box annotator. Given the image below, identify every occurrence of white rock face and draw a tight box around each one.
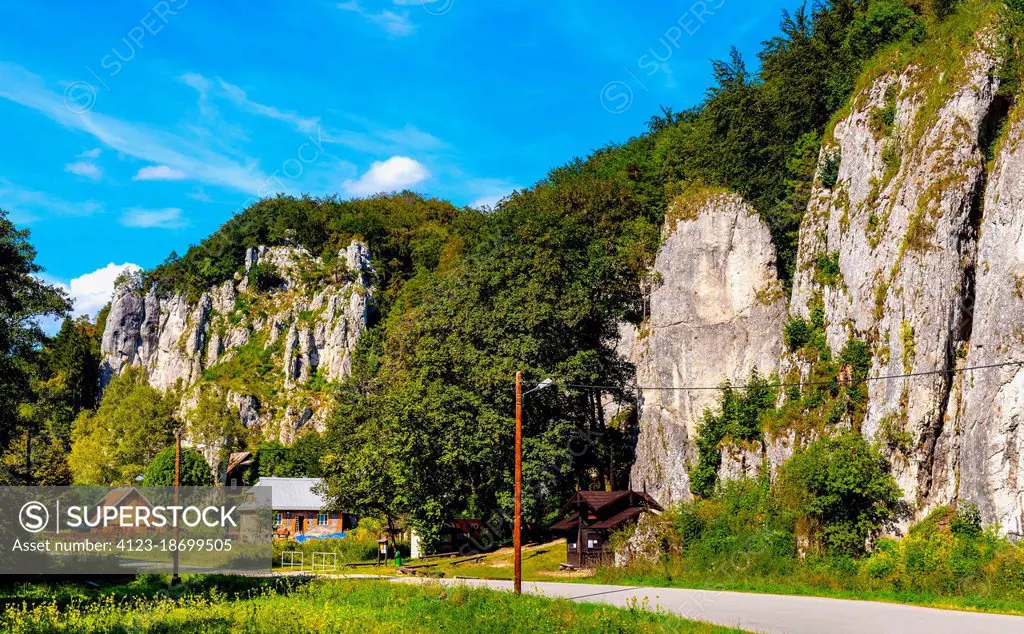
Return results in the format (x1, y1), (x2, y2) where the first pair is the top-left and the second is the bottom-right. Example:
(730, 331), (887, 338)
(959, 113), (1024, 534)
(100, 240), (373, 439)
(629, 193), (788, 504)
(790, 47), (1002, 511)
(628, 43), (1024, 532)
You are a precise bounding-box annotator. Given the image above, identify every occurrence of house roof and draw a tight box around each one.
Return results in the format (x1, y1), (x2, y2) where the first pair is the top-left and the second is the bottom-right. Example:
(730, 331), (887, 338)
(558, 490), (663, 516)
(590, 506), (645, 530)
(98, 487), (150, 508)
(551, 490), (662, 531)
(252, 477), (328, 511)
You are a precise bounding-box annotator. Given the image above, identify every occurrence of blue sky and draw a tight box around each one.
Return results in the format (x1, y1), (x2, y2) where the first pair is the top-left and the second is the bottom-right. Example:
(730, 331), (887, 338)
(0, 0), (794, 320)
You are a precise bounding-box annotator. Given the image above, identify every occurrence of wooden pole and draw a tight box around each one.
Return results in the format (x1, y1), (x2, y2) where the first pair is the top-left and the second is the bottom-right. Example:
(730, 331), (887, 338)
(171, 429), (181, 586)
(514, 371), (523, 595)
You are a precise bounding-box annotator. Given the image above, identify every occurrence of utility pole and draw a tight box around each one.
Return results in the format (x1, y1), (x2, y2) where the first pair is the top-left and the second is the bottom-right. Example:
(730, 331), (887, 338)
(24, 430), (31, 485)
(171, 428), (181, 586)
(514, 371), (523, 595)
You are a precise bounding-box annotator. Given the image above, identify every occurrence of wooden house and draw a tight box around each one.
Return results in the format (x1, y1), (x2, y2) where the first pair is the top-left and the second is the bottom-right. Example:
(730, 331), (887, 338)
(252, 477), (356, 537)
(550, 490), (662, 567)
(94, 487), (156, 534)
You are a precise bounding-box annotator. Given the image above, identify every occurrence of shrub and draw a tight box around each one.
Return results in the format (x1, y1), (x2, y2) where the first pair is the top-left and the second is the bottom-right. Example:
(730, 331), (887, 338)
(819, 150), (842, 189)
(248, 262), (285, 292)
(784, 317), (811, 351)
(690, 372), (779, 498)
(950, 503), (983, 538)
(813, 251), (841, 286)
(143, 446), (212, 486)
(775, 433), (907, 555)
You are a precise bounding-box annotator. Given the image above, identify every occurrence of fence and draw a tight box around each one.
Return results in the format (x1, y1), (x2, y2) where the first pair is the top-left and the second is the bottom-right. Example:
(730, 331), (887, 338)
(312, 551), (338, 573)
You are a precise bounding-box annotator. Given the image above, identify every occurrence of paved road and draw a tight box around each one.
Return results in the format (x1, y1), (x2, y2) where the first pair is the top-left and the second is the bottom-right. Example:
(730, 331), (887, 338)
(388, 577), (1024, 633)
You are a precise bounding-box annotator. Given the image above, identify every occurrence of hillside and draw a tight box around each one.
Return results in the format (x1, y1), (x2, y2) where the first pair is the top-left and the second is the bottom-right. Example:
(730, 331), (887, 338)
(87, 0), (1024, 543)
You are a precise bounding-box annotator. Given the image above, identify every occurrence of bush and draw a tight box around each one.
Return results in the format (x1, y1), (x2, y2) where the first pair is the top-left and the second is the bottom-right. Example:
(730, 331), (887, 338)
(776, 433), (906, 555)
(819, 150), (841, 189)
(950, 503), (983, 538)
(247, 262), (285, 292)
(143, 446), (212, 486)
(784, 317), (811, 351)
(813, 251), (841, 286)
(690, 372), (779, 498)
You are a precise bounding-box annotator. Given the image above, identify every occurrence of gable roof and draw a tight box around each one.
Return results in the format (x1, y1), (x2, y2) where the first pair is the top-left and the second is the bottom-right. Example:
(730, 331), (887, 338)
(252, 477), (328, 511)
(558, 490), (662, 516)
(551, 490), (663, 531)
(97, 487), (151, 508)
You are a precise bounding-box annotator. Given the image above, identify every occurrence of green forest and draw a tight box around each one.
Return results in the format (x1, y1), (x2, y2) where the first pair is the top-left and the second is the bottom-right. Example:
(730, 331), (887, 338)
(0, 0), (1021, 570)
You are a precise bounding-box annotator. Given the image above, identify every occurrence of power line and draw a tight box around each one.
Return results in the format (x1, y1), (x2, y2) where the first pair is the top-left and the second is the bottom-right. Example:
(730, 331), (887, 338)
(564, 359), (1024, 394)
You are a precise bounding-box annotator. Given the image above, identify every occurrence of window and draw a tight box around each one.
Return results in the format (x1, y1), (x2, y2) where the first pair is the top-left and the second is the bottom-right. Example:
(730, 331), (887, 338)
(587, 539), (598, 548)
(273, 514), (282, 525)
(568, 542), (577, 550)
(317, 513), (329, 525)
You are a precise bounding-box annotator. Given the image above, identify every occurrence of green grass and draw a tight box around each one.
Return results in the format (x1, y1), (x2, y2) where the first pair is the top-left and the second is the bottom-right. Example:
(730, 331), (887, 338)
(271, 529), (1024, 617)
(592, 564), (1024, 617)
(0, 576), (744, 633)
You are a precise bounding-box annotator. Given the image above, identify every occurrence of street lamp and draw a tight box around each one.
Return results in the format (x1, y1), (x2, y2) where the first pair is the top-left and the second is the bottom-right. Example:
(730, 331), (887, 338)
(514, 372), (554, 595)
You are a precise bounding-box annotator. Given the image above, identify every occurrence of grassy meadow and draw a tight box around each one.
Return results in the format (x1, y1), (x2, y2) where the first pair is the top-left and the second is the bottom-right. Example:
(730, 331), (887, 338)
(0, 575), (743, 634)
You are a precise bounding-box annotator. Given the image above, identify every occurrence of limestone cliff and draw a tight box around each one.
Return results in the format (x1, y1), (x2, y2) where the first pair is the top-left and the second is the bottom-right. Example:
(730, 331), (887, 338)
(790, 45), (1003, 511)
(959, 110), (1024, 534)
(630, 36), (1024, 532)
(100, 240), (373, 442)
(629, 192), (788, 504)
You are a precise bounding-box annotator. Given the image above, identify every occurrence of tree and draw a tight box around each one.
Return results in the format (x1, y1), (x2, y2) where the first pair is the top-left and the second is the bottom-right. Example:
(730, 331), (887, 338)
(776, 433), (907, 555)
(143, 446), (212, 486)
(68, 368), (177, 485)
(250, 433), (324, 479)
(32, 439), (74, 486)
(186, 386), (249, 468)
(0, 211), (71, 458)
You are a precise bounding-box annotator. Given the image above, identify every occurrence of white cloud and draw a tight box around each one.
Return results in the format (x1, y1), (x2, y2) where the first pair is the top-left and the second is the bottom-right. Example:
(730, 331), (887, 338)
(343, 156), (429, 196)
(338, 1), (415, 36)
(79, 148), (101, 159)
(64, 160), (103, 180)
(134, 165), (188, 181)
(0, 62), (269, 194)
(0, 178), (102, 223)
(120, 207), (187, 229)
(50, 262), (141, 318)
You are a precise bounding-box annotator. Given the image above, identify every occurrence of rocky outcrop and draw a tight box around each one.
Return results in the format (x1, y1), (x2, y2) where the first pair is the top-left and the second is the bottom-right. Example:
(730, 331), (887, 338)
(100, 240), (373, 440)
(790, 46), (1002, 511)
(629, 192), (788, 504)
(628, 38), (1024, 533)
(959, 111), (1024, 534)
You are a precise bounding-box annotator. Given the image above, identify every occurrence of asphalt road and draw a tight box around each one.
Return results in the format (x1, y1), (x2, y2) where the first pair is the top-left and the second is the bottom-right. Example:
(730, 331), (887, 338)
(391, 577), (1024, 633)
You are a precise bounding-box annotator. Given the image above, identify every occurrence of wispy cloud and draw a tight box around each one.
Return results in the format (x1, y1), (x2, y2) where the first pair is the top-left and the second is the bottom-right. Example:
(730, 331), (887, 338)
(0, 62), (269, 194)
(79, 148), (101, 159)
(0, 177), (102, 223)
(134, 165), (188, 181)
(120, 207), (188, 229)
(338, 1), (415, 37)
(216, 78), (320, 133)
(343, 156), (429, 196)
(64, 160), (103, 180)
